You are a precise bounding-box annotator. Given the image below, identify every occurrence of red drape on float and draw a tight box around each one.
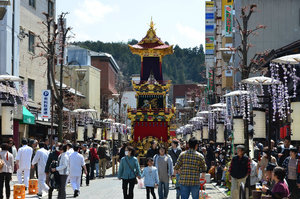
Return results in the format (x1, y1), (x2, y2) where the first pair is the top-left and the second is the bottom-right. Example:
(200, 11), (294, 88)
(134, 121), (168, 142)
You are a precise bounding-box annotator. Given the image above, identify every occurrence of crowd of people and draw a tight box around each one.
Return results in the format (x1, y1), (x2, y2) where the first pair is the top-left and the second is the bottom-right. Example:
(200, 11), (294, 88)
(0, 138), (111, 199)
(0, 135), (298, 199)
(197, 135), (300, 199)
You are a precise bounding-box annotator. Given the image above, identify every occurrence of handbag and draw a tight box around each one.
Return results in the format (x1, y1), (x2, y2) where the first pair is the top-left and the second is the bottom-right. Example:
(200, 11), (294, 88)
(124, 157), (138, 184)
(0, 153), (6, 170)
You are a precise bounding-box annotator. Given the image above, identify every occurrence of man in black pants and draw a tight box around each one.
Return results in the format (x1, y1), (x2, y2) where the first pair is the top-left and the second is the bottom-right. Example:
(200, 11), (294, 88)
(45, 143), (60, 199)
(81, 144), (90, 186)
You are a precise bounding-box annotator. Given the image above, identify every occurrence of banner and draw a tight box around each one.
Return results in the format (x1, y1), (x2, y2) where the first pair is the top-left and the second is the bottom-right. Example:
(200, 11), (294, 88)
(41, 90), (51, 118)
(225, 5), (233, 37)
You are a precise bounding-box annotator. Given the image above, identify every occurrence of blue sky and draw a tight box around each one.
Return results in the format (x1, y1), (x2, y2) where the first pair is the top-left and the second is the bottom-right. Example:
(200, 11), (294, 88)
(56, 0), (206, 48)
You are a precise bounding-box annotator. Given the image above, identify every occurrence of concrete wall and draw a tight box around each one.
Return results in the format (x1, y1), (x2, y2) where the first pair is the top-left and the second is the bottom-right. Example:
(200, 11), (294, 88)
(0, 0), (20, 76)
(234, 0), (300, 80)
(56, 65), (101, 116)
(19, 0), (55, 106)
(86, 66), (101, 113)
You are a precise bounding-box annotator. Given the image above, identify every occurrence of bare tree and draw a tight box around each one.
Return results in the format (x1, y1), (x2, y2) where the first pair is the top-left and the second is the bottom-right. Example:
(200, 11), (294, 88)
(35, 12), (71, 141)
(234, 4), (266, 79)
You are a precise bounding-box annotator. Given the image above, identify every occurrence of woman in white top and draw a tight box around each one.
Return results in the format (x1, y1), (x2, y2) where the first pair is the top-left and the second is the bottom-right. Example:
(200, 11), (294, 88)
(52, 144), (69, 199)
(0, 143), (14, 199)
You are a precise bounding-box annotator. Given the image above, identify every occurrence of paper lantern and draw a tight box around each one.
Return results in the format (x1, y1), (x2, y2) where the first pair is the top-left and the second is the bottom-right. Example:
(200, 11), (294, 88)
(216, 123), (225, 143)
(195, 130), (201, 140)
(87, 124), (93, 138)
(95, 128), (102, 141)
(291, 102), (300, 141)
(77, 125), (85, 141)
(233, 118), (244, 144)
(2, 103), (14, 135)
(203, 126), (209, 140)
(253, 109), (266, 138)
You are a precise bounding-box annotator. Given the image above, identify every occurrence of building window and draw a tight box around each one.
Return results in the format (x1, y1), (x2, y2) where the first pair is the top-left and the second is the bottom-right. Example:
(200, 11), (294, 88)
(48, 1), (54, 17)
(28, 79), (35, 100)
(29, 0), (35, 8)
(28, 32), (35, 53)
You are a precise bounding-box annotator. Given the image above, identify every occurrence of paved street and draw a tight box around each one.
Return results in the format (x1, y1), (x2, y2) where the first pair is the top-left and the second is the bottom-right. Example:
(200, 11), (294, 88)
(10, 168), (228, 199)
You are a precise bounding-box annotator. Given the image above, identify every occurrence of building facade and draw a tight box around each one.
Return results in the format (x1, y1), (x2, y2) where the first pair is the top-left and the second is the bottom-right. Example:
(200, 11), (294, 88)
(19, 0), (55, 109)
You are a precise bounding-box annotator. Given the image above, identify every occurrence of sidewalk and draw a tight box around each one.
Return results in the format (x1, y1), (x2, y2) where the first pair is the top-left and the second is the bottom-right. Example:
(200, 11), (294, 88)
(10, 169), (229, 199)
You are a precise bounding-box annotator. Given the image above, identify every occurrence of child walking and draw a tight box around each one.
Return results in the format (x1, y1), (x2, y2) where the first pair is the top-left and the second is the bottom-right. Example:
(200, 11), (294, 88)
(142, 158), (159, 199)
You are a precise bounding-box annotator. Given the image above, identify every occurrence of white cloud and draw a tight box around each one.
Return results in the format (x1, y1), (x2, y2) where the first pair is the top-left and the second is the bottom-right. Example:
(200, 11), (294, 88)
(176, 23), (205, 47)
(74, 0), (114, 24)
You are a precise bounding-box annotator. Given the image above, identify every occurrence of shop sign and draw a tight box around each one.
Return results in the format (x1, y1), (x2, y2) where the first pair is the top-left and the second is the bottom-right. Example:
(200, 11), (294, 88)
(41, 90), (51, 118)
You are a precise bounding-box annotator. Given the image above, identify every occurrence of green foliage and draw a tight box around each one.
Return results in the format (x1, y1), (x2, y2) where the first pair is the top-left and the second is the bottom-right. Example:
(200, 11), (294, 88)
(73, 40), (205, 84)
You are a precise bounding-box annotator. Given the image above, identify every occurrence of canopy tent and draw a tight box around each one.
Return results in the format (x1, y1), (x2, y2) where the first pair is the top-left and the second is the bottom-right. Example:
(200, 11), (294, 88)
(272, 54), (300, 65)
(241, 76), (281, 85)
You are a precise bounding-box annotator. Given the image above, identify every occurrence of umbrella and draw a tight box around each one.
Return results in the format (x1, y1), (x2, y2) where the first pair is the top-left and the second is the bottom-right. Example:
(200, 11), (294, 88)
(198, 111), (210, 114)
(212, 108), (225, 112)
(73, 109), (86, 113)
(242, 76), (281, 85)
(0, 75), (23, 82)
(84, 109), (97, 113)
(210, 103), (226, 108)
(272, 54), (300, 65)
(223, 90), (250, 97)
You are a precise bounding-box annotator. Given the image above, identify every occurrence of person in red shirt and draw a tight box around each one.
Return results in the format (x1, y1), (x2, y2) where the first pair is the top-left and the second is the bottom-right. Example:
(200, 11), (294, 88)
(89, 143), (99, 180)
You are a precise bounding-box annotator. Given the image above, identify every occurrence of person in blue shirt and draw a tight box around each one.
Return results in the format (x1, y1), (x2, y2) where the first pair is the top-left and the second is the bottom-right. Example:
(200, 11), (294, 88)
(142, 158), (159, 199)
(118, 146), (141, 199)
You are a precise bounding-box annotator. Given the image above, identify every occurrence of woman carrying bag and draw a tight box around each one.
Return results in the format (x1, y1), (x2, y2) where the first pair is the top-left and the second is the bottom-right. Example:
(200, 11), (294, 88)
(0, 143), (14, 199)
(118, 146), (141, 199)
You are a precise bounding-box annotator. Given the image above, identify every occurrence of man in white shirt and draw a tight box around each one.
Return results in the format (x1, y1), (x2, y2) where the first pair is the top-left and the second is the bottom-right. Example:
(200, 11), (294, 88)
(32, 142), (50, 197)
(69, 145), (87, 197)
(16, 138), (33, 189)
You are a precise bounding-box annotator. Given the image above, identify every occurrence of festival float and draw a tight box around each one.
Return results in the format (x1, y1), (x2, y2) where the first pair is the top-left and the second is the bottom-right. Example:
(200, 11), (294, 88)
(127, 20), (176, 157)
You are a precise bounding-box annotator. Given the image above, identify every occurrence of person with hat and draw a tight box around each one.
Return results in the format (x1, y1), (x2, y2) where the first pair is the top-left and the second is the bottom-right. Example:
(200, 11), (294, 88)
(282, 147), (300, 199)
(229, 145), (250, 199)
(69, 144), (87, 197)
(257, 147), (277, 181)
